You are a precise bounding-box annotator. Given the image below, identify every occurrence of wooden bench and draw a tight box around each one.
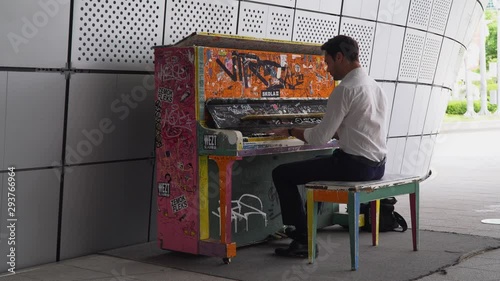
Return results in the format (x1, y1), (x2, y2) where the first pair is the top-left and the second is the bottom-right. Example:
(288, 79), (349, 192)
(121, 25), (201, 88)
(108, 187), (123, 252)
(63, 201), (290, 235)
(305, 174), (421, 271)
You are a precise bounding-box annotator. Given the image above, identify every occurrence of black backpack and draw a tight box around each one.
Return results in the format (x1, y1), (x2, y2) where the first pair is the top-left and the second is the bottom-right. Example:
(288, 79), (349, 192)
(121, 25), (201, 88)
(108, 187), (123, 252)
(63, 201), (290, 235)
(360, 197), (408, 232)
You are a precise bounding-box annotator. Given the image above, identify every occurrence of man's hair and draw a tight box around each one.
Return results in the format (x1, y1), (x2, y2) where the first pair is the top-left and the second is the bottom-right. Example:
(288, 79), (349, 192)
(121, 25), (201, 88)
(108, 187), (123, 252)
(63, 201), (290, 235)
(321, 35), (359, 62)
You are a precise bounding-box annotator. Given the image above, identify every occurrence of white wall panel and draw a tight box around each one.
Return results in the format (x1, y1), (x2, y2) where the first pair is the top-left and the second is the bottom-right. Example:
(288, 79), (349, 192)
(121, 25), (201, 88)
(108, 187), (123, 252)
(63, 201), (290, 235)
(339, 18), (375, 69)
(0, 73), (6, 170)
(66, 73), (155, 164)
(408, 85), (432, 136)
(3, 72), (66, 170)
(386, 137), (406, 174)
(434, 38), (454, 86)
(164, 0), (238, 45)
(445, 0), (468, 41)
(428, 0), (452, 35)
(401, 136), (421, 175)
(72, 0), (165, 71)
(456, 0), (477, 44)
(0, 169), (60, 271)
(244, 0), (295, 7)
(444, 45), (465, 89)
(419, 134), (436, 176)
(342, 0), (380, 20)
(293, 10), (339, 44)
(463, 4), (483, 47)
(435, 89), (451, 133)
(0, 0), (70, 68)
(418, 33), (442, 84)
(296, 0), (342, 14)
(423, 87), (443, 134)
(407, 0), (432, 30)
(370, 23), (405, 80)
(388, 83), (416, 137)
(60, 160), (152, 259)
(380, 82), (396, 138)
(377, 0), (410, 26)
(398, 28), (425, 82)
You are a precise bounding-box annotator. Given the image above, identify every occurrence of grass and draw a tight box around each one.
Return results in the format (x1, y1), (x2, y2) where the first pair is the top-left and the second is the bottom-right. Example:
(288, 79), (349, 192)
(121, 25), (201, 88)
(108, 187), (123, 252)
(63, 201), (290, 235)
(443, 113), (500, 122)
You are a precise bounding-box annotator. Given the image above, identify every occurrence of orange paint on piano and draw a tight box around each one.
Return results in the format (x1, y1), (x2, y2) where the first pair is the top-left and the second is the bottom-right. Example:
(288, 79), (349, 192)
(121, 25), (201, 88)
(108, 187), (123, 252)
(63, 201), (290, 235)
(203, 48), (334, 99)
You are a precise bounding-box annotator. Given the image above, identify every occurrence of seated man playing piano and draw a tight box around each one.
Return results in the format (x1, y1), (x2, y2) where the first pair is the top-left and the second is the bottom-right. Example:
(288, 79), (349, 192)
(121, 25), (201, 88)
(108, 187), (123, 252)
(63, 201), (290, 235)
(272, 35), (388, 258)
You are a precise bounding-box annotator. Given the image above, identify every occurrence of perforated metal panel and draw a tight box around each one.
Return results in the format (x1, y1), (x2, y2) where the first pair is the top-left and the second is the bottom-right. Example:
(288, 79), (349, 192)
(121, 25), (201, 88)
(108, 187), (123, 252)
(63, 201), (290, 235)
(266, 5), (294, 40)
(296, 0), (342, 14)
(377, 0), (410, 25)
(398, 28), (425, 82)
(428, 0), (451, 34)
(72, 0), (165, 70)
(407, 0), (432, 30)
(238, 2), (293, 40)
(370, 23), (405, 80)
(418, 33), (442, 83)
(293, 10), (339, 44)
(339, 18), (375, 69)
(165, 0), (238, 45)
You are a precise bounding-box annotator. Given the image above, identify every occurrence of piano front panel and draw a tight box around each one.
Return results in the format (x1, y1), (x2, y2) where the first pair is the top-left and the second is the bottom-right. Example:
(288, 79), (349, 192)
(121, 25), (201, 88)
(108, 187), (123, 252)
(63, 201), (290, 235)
(202, 47), (334, 99)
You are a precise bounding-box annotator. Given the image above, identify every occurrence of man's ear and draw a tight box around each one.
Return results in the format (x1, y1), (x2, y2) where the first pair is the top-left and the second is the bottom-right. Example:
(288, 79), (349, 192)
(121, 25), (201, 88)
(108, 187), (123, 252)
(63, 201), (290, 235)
(335, 52), (343, 62)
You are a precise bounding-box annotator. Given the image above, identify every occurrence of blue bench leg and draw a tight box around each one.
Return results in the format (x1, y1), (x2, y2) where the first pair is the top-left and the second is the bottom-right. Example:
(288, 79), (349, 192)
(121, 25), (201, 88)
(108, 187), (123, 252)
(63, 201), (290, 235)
(307, 190), (318, 263)
(347, 192), (360, 271)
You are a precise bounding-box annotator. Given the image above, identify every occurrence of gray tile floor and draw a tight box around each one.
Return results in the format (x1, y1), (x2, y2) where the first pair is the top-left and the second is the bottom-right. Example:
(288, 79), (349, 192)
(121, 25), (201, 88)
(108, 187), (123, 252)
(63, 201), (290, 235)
(2, 120), (500, 281)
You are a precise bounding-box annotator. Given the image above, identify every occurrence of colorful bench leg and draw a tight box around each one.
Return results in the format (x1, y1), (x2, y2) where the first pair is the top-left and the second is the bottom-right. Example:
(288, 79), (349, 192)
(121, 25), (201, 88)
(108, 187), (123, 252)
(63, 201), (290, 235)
(307, 189), (318, 264)
(410, 183), (420, 251)
(370, 199), (380, 246)
(347, 192), (360, 271)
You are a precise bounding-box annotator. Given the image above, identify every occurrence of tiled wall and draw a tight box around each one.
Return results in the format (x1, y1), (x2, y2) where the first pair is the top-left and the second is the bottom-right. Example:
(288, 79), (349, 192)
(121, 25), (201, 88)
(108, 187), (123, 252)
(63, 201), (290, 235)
(0, 0), (484, 271)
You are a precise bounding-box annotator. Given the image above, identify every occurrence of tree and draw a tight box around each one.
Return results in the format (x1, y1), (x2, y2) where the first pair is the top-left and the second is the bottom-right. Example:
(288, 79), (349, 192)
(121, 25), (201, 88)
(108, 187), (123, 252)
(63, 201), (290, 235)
(485, 10), (497, 67)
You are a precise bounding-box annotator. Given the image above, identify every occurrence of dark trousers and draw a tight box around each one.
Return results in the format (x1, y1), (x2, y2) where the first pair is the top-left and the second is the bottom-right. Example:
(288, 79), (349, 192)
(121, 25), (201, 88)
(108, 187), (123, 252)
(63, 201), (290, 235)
(272, 150), (385, 235)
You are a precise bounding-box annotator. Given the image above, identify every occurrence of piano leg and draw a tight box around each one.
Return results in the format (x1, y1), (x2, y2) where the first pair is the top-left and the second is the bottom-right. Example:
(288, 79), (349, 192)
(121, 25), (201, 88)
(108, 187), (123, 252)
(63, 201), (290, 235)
(209, 155), (242, 262)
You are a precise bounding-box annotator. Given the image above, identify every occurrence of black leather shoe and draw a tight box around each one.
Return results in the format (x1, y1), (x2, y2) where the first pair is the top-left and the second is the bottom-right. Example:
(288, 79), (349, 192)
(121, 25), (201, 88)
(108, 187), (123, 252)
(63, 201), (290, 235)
(275, 240), (319, 258)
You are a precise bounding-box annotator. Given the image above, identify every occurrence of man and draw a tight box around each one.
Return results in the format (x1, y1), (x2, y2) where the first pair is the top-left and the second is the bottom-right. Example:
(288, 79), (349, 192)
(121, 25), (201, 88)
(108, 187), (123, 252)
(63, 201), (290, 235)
(273, 35), (388, 258)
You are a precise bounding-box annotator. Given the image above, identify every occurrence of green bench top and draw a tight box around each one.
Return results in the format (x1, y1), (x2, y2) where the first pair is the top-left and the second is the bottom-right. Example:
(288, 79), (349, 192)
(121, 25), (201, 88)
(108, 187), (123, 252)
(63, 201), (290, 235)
(305, 174), (420, 192)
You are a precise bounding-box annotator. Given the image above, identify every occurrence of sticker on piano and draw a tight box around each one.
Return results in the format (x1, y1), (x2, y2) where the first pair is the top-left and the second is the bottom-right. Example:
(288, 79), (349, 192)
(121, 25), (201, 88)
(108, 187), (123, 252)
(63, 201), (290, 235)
(171, 195), (188, 213)
(158, 183), (170, 197)
(158, 87), (173, 103)
(261, 90), (280, 98)
(203, 134), (217, 150)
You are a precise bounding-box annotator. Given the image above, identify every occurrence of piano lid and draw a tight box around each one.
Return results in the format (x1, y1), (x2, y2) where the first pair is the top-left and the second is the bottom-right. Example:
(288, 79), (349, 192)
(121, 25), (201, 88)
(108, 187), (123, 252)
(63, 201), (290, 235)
(205, 98), (327, 134)
(154, 32), (324, 55)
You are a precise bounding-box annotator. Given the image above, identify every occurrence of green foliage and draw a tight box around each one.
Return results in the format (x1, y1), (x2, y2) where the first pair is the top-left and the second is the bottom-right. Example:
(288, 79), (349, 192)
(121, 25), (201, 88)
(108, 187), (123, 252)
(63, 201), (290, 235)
(485, 10), (497, 67)
(446, 100), (498, 115)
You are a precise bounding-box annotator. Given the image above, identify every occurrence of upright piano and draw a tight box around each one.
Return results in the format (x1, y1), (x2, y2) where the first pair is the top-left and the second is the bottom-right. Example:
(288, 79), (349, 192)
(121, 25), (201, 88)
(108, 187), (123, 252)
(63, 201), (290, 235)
(154, 33), (338, 262)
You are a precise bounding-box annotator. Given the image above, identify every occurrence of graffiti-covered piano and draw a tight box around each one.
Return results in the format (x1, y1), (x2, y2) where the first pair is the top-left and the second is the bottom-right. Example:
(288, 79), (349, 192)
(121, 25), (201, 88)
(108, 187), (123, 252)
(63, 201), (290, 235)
(154, 33), (338, 262)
